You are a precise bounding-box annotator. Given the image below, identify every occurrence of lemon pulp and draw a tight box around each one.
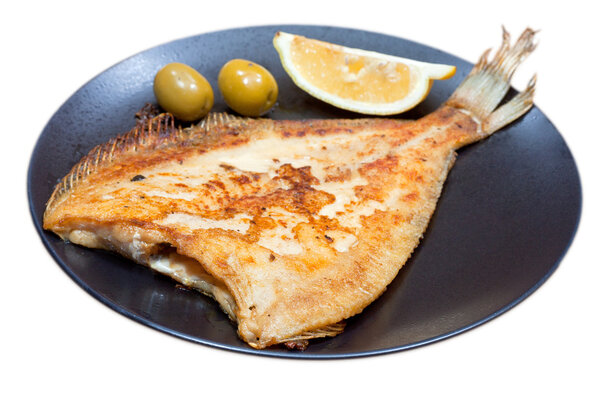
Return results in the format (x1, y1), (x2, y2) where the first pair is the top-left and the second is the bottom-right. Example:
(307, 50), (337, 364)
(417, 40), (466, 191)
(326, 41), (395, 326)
(290, 38), (413, 104)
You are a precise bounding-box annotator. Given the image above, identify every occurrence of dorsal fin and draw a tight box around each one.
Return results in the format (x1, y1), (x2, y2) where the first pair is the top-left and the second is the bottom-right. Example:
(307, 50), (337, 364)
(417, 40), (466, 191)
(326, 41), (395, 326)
(186, 112), (267, 145)
(46, 113), (179, 212)
(195, 112), (254, 132)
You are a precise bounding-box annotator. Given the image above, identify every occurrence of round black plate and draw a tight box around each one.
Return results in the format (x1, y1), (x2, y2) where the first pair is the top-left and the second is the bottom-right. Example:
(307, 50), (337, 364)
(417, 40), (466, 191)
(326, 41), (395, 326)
(28, 25), (581, 359)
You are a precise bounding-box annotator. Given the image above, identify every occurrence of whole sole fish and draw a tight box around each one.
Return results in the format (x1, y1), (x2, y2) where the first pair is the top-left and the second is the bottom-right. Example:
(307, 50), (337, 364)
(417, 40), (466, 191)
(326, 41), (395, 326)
(43, 28), (536, 349)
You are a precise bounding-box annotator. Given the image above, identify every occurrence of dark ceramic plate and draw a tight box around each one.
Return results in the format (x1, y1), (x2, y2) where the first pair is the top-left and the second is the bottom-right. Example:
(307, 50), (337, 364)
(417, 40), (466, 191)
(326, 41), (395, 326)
(28, 25), (581, 359)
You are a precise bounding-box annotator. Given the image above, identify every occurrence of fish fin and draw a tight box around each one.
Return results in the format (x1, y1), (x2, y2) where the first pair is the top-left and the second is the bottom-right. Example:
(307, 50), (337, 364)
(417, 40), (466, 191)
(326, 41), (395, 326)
(186, 112), (274, 146)
(249, 321), (346, 349)
(482, 74), (536, 134)
(282, 321), (346, 342)
(45, 113), (179, 213)
(446, 27), (537, 130)
(195, 112), (253, 131)
(246, 322), (346, 349)
(247, 321), (346, 350)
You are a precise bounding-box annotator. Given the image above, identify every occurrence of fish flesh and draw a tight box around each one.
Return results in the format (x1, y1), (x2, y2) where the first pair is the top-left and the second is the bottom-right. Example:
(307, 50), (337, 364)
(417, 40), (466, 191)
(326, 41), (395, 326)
(43, 28), (537, 349)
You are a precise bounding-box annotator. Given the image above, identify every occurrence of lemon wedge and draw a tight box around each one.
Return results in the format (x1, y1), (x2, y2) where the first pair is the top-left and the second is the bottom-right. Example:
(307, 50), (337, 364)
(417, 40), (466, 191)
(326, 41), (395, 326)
(273, 31), (456, 115)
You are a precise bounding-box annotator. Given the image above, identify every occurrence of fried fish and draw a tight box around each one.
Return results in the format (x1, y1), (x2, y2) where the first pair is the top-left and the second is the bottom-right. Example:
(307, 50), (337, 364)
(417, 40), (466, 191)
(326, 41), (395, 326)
(43, 28), (537, 349)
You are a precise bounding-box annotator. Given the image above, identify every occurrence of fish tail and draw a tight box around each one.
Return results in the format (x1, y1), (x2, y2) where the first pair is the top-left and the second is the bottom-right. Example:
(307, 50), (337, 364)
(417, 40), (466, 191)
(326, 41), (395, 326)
(446, 27), (537, 135)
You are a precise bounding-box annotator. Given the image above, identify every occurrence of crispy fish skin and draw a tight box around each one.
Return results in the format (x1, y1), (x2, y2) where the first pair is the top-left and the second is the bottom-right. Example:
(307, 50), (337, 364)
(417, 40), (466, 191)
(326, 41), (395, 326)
(44, 28), (537, 349)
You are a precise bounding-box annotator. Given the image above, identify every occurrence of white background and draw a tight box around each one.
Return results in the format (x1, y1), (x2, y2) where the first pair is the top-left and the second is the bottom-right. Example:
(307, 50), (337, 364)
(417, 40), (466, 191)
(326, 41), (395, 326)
(4, 0), (598, 391)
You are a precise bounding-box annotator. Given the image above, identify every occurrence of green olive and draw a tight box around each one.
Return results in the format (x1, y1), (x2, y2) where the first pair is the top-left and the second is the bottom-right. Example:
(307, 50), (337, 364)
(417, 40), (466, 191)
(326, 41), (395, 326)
(153, 63), (214, 121)
(218, 59), (278, 117)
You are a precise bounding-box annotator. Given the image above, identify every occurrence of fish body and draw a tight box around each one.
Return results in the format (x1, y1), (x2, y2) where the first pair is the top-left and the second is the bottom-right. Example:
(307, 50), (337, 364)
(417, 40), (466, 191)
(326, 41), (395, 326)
(43, 28), (536, 349)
